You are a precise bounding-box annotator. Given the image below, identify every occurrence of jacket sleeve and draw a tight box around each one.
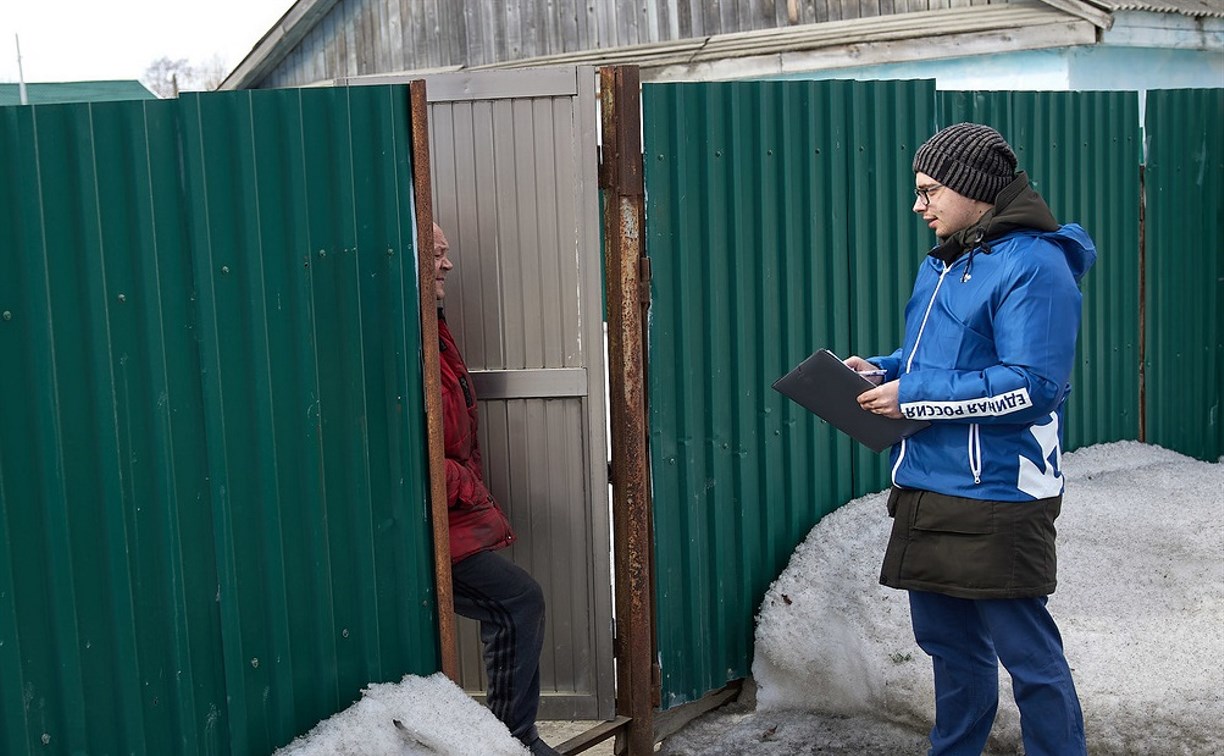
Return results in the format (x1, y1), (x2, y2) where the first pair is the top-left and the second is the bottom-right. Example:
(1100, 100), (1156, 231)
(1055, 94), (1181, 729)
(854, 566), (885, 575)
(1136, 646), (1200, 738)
(445, 458), (490, 510)
(897, 246), (1081, 426)
(868, 348), (904, 381)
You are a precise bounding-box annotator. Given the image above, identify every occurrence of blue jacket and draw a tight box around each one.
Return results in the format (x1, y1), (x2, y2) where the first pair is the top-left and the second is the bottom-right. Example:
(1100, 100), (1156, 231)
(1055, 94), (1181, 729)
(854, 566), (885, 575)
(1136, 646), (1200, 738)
(870, 218), (1096, 502)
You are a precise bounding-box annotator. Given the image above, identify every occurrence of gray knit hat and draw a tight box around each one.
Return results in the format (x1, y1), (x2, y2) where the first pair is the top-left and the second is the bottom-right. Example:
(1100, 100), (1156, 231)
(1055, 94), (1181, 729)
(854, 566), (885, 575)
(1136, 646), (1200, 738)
(913, 123), (1018, 203)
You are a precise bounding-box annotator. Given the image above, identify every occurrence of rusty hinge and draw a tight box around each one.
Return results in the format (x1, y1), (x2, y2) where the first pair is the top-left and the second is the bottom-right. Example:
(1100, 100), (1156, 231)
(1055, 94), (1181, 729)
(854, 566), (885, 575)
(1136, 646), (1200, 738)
(638, 256), (652, 304)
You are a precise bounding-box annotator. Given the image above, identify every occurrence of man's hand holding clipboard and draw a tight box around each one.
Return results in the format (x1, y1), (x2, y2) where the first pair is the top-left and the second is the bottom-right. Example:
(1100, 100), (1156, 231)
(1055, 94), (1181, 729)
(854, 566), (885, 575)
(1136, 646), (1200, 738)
(844, 355), (904, 419)
(772, 349), (930, 453)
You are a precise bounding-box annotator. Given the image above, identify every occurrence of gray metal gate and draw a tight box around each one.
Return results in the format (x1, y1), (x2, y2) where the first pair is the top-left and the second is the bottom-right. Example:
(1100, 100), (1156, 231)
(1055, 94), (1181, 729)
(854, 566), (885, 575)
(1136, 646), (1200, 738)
(344, 66), (614, 719)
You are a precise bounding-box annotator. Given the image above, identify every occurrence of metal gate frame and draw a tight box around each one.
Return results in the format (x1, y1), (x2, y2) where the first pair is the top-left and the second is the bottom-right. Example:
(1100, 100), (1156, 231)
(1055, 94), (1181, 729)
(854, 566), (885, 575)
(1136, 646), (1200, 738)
(349, 67), (616, 721)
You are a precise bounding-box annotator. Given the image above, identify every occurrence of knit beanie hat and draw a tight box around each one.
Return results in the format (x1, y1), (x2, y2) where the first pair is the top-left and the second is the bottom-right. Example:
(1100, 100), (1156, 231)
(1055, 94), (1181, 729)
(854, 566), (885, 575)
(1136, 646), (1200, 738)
(913, 123), (1018, 203)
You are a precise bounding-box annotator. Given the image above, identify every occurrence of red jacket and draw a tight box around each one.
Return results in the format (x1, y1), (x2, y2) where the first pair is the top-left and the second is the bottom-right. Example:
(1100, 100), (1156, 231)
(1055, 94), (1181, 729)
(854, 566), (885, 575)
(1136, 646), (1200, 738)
(438, 315), (515, 563)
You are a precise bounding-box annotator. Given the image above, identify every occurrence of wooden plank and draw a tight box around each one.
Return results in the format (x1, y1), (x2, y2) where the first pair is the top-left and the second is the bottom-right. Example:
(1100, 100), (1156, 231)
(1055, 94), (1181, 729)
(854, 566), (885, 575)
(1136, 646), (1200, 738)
(577, 0), (596, 48)
(443, 0), (464, 65)
(736, 0), (757, 31)
(377, 0), (394, 72)
(407, 0), (425, 70)
(555, 716), (631, 754)
(719, 0), (738, 35)
(561, 0), (581, 51)
(425, 0), (442, 65)
(522, 0), (540, 56)
(345, 6), (359, 75)
(681, 0), (701, 37)
(307, 26), (322, 82)
(359, 1), (376, 73)
(622, 0), (640, 46)
(505, 0), (524, 58)
(544, 0), (562, 54)
(331, 11), (346, 75)
(813, 0), (831, 24)
(652, 682), (742, 742)
(644, 0), (661, 42)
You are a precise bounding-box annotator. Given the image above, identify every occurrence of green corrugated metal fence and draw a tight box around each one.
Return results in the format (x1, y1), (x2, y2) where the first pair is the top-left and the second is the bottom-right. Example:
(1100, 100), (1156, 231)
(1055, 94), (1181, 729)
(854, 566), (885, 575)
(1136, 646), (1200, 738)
(937, 90), (1143, 451)
(0, 86), (438, 755)
(1144, 89), (1224, 462)
(643, 79), (936, 707)
(643, 81), (1215, 709)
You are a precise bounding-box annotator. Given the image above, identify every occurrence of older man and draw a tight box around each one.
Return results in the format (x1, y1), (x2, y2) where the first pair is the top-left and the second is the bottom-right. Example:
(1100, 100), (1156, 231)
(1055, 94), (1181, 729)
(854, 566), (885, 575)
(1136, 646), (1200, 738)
(847, 124), (1095, 755)
(433, 223), (560, 756)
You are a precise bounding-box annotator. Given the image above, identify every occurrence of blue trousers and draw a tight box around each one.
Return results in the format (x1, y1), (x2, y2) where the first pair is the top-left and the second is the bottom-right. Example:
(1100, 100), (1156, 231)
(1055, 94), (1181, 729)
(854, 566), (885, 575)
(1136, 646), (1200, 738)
(908, 591), (1086, 756)
(451, 550), (547, 745)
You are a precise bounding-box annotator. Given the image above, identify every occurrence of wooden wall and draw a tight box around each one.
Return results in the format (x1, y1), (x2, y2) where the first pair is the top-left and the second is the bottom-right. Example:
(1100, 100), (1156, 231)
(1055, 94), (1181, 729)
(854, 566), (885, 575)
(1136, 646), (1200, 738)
(256, 0), (1001, 87)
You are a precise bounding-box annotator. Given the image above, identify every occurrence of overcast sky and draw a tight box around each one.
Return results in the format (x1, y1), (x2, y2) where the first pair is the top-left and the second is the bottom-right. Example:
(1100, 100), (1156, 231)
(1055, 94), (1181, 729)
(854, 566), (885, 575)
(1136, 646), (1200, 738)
(1, 0), (293, 84)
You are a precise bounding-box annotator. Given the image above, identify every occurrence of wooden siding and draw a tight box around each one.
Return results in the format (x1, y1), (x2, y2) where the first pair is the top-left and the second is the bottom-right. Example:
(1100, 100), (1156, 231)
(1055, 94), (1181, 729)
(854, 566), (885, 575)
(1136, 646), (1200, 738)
(256, 0), (1005, 87)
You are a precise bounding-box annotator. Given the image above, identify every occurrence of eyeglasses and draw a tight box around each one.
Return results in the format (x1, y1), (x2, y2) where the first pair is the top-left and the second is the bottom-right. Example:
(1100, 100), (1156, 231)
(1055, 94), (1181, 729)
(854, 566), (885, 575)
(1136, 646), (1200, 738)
(914, 183), (943, 206)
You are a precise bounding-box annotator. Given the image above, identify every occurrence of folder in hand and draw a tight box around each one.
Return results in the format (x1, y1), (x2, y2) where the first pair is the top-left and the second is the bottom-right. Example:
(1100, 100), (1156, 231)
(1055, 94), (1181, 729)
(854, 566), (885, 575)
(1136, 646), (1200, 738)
(772, 349), (930, 453)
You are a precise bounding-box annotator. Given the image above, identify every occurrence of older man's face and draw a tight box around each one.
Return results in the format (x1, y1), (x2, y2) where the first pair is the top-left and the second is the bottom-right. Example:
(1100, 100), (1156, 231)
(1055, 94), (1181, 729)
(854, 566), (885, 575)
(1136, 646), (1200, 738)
(433, 223), (453, 300)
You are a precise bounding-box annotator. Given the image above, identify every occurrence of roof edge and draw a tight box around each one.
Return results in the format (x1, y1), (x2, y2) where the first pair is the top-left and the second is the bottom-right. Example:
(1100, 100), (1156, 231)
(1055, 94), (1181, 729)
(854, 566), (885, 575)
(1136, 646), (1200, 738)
(219, 0), (341, 90)
(1035, 0), (1117, 27)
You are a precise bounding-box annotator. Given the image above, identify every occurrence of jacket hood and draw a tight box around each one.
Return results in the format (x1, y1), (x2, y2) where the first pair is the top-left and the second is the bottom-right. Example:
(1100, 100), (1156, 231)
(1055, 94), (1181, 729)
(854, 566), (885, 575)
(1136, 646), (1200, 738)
(932, 171), (1096, 283)
(1042, 222), (1096, 283)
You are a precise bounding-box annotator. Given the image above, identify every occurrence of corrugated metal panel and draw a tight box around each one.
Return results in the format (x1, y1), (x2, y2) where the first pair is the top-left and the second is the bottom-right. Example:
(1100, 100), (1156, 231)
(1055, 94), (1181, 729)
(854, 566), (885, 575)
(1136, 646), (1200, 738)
(643, 79), (936, 707)
(1144, 88), (1224, 461)
(424, 68), (615, 719)
(0, 86), (438, 755)
(938, 91), (1143, 452)
(0, 80), (156, 106)
(1092, 0), (1223, 17)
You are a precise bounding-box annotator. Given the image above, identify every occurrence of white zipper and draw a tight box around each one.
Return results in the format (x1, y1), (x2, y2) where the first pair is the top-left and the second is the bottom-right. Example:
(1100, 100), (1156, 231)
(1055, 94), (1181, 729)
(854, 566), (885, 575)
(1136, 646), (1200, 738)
(892, 262), (952, 487)
(968, 423), (982, 484)
(905, 263), (951, 373)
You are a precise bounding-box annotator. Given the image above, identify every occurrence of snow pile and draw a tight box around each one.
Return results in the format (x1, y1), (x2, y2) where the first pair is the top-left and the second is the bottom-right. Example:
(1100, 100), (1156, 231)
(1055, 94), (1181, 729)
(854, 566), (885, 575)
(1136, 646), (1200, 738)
(274, 672), (529, 755)
(752, 442), (1224, 754)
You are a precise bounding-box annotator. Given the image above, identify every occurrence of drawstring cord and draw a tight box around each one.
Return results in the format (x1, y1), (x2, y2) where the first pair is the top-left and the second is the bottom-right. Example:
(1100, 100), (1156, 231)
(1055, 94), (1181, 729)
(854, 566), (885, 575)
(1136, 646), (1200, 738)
(962, 227), (990, 282)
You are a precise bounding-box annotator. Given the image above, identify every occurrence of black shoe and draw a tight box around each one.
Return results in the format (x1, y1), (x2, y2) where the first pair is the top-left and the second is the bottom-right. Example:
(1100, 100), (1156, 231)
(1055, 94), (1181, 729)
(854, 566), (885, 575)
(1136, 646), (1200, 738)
(524, 737), (562, 756)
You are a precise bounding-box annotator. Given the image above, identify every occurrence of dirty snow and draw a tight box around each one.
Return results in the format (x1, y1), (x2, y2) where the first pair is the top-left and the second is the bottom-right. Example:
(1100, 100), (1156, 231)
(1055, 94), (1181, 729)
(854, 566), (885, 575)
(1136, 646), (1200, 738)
(274, 672), (529, 755)
(275, 442), (1223, 755)
(661, 441), (1224, 755)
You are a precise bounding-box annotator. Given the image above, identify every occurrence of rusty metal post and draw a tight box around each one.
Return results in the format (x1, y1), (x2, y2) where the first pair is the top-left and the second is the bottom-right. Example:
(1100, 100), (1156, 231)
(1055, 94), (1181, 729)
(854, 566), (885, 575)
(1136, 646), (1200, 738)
(409, 79), (459, 681)
(599, 65), (655, 756)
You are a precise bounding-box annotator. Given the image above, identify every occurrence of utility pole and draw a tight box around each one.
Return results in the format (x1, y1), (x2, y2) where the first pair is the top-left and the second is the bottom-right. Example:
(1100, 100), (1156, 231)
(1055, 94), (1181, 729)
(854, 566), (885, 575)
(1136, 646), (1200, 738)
(15, 34), (29, 105)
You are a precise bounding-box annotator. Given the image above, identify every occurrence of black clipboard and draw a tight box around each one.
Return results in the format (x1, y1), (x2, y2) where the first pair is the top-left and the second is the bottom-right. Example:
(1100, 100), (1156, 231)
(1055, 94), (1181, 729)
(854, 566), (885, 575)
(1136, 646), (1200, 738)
(772, 349), (930, 453)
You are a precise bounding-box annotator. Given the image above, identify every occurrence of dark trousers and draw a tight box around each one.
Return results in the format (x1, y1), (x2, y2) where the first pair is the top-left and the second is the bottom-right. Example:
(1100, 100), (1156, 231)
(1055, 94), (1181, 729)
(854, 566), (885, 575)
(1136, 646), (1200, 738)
(909, 591), (1086, 756)
(451, 550), (546, 744)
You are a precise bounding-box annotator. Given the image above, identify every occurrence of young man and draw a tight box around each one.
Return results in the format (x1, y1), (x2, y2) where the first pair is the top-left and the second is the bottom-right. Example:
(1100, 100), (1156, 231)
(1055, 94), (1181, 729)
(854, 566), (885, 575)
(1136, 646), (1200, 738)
(846, 124), (1095, 755)
(433, 223), (561, 756)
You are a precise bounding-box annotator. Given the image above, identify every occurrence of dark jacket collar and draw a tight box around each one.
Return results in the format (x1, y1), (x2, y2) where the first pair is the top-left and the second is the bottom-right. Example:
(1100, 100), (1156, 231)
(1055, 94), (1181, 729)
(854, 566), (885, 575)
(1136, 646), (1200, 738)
(930, 172), (1061, 264)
